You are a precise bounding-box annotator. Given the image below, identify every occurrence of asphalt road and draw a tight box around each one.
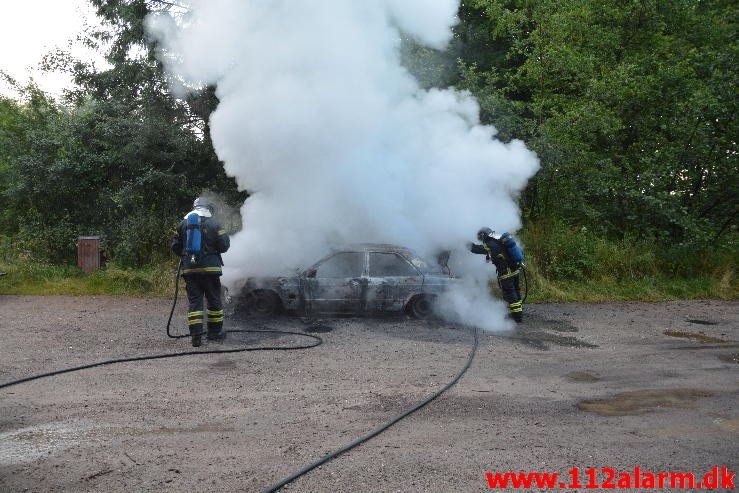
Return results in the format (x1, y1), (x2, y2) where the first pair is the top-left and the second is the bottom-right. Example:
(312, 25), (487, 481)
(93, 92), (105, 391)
(0, 296), (737, 492)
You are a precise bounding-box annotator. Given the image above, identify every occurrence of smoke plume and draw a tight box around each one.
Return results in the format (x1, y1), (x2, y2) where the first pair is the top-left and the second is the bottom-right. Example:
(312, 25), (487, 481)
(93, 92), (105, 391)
(147, 0), (539, 330)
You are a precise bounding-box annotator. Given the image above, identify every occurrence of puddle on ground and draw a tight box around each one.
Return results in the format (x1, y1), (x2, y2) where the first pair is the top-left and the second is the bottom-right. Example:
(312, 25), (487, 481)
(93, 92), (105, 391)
(674, 344), (739, 350)
(663, 330), (728, 343)
(564, 371), (600, 382)
(304, 322), (334, 333)
(502, 314), (595, 350)
(550, 326), (578, 333)
(578, 388), (716, 416)
(209, 358), (238, 370)
(718, 353), (739, 364)
(687, 319), (718, 325)
(528, 316), (579, 333)
(223, 328), (291, 345)
(714, 416), (739, 433)
(511, 329), (598, 350)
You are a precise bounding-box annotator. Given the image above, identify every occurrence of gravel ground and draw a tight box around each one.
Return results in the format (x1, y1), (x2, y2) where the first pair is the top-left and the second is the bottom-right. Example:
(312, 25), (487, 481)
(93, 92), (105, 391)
(0, 296), (737, 492)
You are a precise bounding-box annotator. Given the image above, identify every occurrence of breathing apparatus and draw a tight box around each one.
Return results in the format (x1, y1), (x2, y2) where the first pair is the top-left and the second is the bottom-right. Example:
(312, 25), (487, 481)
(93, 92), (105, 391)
(499, 232), (524, 265)
(184, 212), (203, 263)
(184, 197), (216, 263)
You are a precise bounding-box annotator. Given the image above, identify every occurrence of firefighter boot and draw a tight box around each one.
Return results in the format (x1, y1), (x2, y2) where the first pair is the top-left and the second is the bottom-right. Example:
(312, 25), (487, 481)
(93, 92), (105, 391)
(188, 310), (204, 347)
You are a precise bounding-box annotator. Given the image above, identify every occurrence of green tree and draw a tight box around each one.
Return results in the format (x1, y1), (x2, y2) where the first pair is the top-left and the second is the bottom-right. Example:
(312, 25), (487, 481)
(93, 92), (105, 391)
(456, 0), (737, 245)
(1, 0), (244, 266)
(0, 84), (80, 261)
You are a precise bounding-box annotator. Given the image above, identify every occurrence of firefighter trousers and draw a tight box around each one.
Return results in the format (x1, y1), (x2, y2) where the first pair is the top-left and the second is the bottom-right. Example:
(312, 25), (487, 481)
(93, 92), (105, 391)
(184, 274), (224, 337)
(497, 269), (523, 322)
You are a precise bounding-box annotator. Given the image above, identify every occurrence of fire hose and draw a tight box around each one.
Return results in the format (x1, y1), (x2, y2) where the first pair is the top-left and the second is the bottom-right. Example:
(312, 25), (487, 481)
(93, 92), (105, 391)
(1, 261), (480, 492)
(163, 260), (480, 491)
(0, 327), (322, 391)
(0, 261), (323, 391)
(263, 325), (478, 492)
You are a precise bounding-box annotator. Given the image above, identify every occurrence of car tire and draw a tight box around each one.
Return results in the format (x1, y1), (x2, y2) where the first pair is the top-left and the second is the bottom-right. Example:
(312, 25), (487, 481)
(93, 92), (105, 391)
(246, 290), (280, 316)
(408, 294), (436, 319)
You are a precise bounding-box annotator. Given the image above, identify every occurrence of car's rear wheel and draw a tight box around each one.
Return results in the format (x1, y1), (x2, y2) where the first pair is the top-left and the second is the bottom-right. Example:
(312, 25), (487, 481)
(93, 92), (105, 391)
(408, 294), (436, 319)
(246, 290), (280, 316)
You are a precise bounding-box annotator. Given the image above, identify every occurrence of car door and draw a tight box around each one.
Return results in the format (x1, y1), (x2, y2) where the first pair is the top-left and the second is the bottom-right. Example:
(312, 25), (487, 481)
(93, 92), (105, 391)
(305, 251), (367, 314)
(366, 251), (424, 312)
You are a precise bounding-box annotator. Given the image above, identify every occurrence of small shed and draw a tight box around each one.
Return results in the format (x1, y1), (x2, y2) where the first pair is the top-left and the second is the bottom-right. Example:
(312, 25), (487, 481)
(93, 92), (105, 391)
(77, 236), (101, 274)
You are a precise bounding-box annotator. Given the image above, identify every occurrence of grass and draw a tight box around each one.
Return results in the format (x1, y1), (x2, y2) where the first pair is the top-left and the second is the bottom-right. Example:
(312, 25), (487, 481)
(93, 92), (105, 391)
(521, 253), (736, 302)
(2, 256), (735, 302)
(1, 227), (736, 302)
(523, 275), (733, 303)
(518, 221), (737, 302)
(0, 257), (180, 297)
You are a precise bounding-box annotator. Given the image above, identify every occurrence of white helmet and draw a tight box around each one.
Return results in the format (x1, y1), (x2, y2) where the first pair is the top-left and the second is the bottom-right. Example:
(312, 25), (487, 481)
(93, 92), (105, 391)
(193, 197), (214, 217)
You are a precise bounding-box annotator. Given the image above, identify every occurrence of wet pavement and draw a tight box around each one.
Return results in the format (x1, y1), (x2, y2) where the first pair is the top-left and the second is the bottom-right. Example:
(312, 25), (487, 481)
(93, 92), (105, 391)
(0, 297), (736, 492)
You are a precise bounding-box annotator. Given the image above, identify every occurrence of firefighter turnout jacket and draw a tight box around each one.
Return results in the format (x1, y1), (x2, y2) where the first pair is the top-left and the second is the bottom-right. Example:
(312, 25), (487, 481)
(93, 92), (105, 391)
(171, 215), (230, 275)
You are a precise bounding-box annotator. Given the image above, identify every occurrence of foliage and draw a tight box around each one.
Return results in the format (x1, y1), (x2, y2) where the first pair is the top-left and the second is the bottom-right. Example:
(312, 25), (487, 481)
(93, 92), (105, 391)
(1, 0), (736, 295)
(0, 235), (178, 295)
(0, 1), (245, 266)
(455, 0), (738, 246)
(518, 220), (737, 301)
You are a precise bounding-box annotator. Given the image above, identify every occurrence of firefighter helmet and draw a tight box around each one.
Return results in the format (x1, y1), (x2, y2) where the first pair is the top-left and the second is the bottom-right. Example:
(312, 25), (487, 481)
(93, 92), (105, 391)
(193, 197), (214, 217)
(477, 227), (494, 241)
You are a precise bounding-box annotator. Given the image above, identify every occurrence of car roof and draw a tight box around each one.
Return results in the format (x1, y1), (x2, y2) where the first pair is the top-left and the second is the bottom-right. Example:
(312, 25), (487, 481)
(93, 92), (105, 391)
(328, 243), (444, 274)
(331, 243), (418, 256)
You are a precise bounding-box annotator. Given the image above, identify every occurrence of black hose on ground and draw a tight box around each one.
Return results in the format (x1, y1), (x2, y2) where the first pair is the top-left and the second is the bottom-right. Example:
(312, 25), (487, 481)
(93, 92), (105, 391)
(5, 258), (479, 490)
(262, 325), (479, 493)
(0, 329), (322, 391)
(0, 261), (323, 391)
(166, 259), (188, 339)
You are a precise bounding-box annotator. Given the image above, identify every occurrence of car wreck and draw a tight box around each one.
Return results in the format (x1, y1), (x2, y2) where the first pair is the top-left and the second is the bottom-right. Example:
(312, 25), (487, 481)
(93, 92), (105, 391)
(229, 243), (454, 319)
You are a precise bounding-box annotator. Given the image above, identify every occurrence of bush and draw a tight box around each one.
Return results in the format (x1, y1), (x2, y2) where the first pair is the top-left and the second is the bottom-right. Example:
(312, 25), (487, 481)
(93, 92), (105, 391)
(13, 213), (81, 263)
(524, 220), (664, 282)
(522, 220), (599, 280)
(111, 213), (175, 268)
(519, 220), (737, 301)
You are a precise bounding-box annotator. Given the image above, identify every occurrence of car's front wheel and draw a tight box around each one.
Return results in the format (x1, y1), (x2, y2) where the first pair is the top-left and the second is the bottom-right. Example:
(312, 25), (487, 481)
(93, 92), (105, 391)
(246, 290), (281, 316)
(408, 294), (436, 319)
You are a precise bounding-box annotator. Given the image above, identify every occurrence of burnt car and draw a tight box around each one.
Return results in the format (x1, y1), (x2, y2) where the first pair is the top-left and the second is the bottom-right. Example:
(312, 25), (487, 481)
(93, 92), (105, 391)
(229, 243), (454, 319)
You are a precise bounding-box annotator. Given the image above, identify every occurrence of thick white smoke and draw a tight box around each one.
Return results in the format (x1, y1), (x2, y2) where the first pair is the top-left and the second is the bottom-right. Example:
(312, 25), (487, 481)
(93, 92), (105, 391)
(147, 0), (539, 331)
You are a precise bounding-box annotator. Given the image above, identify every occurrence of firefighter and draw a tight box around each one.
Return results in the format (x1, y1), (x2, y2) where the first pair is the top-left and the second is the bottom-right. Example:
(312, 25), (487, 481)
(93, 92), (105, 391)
(468, 227), (524, 323)
(171, 197), (231, 347)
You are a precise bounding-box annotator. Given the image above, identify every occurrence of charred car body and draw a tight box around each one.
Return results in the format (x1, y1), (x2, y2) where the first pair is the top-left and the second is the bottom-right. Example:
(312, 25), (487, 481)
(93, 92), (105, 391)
(230, 243), (454, 319)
